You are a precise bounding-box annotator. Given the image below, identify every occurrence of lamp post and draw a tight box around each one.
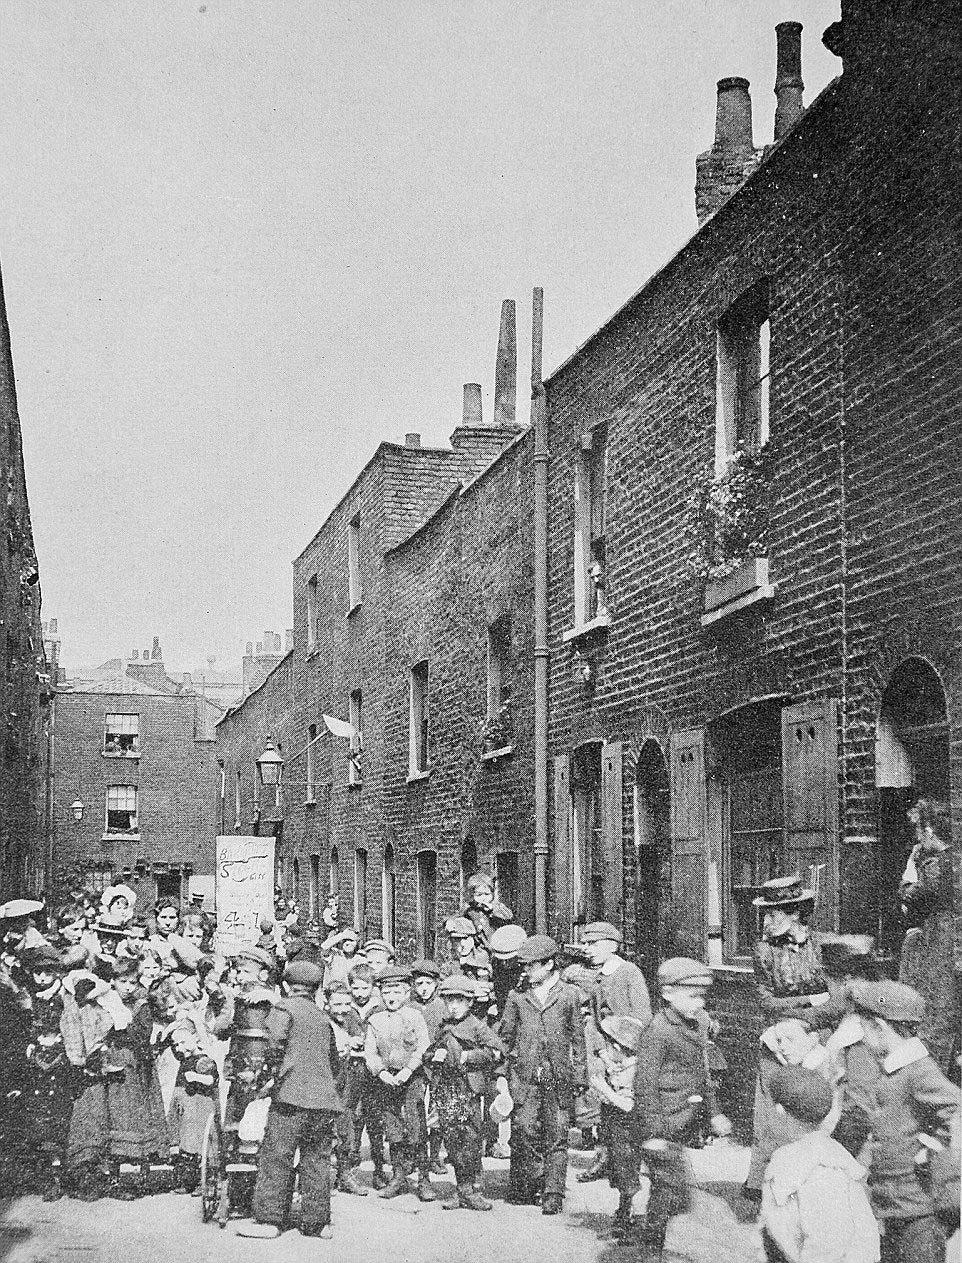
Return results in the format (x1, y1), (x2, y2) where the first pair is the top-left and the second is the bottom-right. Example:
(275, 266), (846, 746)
(255, 739), (284, 838)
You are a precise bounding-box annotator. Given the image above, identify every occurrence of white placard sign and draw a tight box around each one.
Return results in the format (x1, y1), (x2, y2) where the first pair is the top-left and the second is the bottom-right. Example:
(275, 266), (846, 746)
(215, 835), (275, 952)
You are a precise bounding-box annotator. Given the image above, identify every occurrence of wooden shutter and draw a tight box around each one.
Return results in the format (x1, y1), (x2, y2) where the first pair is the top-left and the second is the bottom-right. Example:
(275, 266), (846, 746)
(670, 729), (707, 957)
(601, 741), (624, 931)
(781, 699), (839, 933)
(553, 755), (572, 941)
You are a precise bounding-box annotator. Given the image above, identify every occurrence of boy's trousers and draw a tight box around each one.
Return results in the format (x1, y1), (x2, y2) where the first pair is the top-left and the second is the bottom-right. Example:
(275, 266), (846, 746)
(252, 1103), (336, 1232)
(513, 1084), (569, 1196)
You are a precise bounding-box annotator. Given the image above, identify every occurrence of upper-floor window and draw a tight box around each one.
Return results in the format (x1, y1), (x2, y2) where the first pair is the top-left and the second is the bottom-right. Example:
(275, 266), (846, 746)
(306, 724), (317, 801)
(349, 689), (364, 785)
(409, 662), (429, 775)
(306, 574), (319, 652)
(574, 424), (609, 626)
(105, 785), (138, 836)
(347, 513), (362, 610)
(486, 618), (512, 719)
(716, 281), (770, 472)
(104, 713), (139, 756)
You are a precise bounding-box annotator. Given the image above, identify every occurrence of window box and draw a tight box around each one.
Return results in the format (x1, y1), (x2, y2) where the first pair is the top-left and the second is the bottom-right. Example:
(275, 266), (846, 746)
(562, 612), (611, 645)
(102, 832), (141, 843)
(701, 557), (774, 626)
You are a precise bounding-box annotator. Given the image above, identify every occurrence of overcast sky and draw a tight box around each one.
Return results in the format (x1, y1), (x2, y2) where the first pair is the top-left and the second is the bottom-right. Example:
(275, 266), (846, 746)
(0, 0), (840, 674)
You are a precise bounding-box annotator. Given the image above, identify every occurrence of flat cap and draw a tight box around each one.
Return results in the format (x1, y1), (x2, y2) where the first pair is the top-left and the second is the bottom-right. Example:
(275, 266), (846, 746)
(377, 964), (411, 986)
(599, 1015), (647, 1052)
(0, 898), (44, 920)
(850, 980), (925, 1023)
(770, 1065), (835, 1125)
(233, 944), (275, 970)
(657, 957), (712, 987)
(581, 921), (623, 944)
(410, 958), (440, 979)
(438, 974), (477, 998)
(443, 916), (476, 939)
(517, 934), (558, 964)
(489, 924), (527, 960)
(361, 938), (395, 958)
(283, 959), (322, 987)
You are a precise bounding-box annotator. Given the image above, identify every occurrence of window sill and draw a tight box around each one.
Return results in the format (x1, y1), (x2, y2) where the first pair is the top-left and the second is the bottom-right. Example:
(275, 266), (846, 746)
(306, 646), (320, 660)
(406, 768), (431, 784)
(346, 780), (364, 789)
(102, 750), (140, 760)
(304, 798), (317, 808)
(481, 745), (514, 762)
(346, 601), (362, 619)
(102, 833), (141, 843)
(561, 612), (611, 645)
(701, 557), (774, 627)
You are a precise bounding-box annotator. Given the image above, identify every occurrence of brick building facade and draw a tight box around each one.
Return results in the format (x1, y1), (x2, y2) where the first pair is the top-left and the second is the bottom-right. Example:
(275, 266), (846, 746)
(0, 267), (51, 900)
(51, 641), (221, 909)
(543, 1), (960, 1122)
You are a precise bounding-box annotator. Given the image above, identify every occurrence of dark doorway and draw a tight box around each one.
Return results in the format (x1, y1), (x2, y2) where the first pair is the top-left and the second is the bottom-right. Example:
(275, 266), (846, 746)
(496, 851), (519, 918)
(633, 741), (670, 983)
(416, 850), (437, 958)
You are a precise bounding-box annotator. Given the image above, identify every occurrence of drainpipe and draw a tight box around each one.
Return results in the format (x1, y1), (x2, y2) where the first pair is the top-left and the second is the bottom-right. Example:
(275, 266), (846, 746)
(531, 287), (549, 934)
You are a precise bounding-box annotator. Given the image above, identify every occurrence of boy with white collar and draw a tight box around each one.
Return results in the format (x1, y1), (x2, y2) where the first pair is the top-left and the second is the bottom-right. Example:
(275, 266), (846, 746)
(851, 980), (959, 1263)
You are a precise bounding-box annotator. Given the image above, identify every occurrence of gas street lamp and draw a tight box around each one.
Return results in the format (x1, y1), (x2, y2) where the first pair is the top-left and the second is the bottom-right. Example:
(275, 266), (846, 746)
(70, 799), (85, 823)
(256, 740), (283, 787)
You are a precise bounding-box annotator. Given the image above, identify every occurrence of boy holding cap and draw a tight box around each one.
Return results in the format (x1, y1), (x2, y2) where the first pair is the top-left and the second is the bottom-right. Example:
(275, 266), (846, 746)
(498, 935), (587, 1214)
(364, 965), (434, 1201)
(427, 974), (505, 1210)
(590, 1014), (647, 1239)
(631, 957), (732, 1260)
(850, 980), (959, 1263)
(760, 1064), (879, 1263)
(239, 959), (342, 1240)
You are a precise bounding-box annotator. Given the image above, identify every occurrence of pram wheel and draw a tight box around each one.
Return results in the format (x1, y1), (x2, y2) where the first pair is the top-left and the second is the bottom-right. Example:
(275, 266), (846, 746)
(200, 1113), (228, 1226)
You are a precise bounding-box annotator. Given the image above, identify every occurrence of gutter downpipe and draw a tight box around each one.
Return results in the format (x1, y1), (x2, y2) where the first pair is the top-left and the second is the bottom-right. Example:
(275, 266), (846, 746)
(531, 287), (549, 934)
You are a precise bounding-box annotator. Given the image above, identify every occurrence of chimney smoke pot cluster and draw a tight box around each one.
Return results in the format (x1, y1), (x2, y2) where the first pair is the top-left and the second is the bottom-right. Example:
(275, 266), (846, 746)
(695, 23), (805, 225)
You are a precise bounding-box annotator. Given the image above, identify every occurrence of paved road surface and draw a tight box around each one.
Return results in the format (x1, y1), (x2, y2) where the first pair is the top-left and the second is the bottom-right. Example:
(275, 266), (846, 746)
(0, 1143), (766, 1263)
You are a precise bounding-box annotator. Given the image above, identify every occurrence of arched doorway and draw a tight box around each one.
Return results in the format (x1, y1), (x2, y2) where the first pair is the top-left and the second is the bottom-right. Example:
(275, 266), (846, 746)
(875, 657), (950, 956)
(633, 739), (670, 983)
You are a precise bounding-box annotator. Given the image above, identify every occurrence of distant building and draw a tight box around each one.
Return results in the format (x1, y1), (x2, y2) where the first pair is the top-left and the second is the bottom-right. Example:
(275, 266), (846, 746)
(51, 636), (220, 908)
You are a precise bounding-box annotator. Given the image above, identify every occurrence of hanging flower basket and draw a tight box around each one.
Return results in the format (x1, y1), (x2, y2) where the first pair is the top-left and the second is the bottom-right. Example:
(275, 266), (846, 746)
(689, 442), (774, 584)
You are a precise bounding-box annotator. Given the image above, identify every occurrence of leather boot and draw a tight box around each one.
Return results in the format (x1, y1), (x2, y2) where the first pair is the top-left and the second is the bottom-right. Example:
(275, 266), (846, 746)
(371, 1162), (390, 1190)
(336, 1162), (369, 1196)
(416, 1171), (436, 1202)
(377, 1170), (410, 1199)
(577, 1146), (608, 1182)
(458, 1186), (492, 1211)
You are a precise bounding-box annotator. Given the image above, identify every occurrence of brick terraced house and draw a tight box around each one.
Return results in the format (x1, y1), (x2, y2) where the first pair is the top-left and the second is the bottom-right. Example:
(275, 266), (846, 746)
(543, 1), (960, 1122)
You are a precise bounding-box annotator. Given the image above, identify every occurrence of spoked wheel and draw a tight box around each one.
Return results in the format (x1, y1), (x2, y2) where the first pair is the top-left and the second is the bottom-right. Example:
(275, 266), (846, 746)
(200, 1113), (223, 1225)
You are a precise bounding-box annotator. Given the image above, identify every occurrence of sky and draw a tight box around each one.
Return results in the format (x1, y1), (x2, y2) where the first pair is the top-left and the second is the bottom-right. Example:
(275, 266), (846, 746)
(0, 0), (841, 674)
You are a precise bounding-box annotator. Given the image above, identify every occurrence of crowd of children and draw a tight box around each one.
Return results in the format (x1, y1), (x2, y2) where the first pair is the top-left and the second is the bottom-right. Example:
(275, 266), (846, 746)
(0, 864), (958, 1261)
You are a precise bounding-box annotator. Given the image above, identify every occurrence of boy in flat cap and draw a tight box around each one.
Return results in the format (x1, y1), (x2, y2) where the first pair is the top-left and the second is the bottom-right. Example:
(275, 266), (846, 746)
(426, 974), (505, 1210)
(590, 1014), (647, 1239)
(760, 1065), (879, 1263)
(364, 965), (434, 1201)
(239, 959), (341, 1240)
(347, 959), (389, 1188)
(441, 917), (480, 976)
(631, 957), (732, 1260)
(498, 935), (587, 1214)
(850, 980), (959, 1263)
(410, 959), (447, 1175)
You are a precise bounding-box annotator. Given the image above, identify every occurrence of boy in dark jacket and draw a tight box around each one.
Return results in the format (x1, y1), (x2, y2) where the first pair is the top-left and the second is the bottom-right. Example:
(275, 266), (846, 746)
(426, 974), (505, 1210)
(631, 957), (732, 1261)
(498, 935), (587, 1214)
(851, 980), (959, 1263)
(325, 983), (368, 1195)
(238, 960), (342, 1241)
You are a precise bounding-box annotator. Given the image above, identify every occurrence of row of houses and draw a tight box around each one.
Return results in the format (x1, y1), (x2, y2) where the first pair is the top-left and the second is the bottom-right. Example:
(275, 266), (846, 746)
(216, 1), (960, 1119)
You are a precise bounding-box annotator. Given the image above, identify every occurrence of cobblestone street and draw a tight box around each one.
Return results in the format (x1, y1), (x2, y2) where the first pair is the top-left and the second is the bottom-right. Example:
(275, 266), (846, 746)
(0, 1144), (760, 1263)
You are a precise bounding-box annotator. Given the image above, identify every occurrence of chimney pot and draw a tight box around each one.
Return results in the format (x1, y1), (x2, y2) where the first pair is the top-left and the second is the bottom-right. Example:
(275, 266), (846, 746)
(142, 649), (149, 661)
(245, 641), (253, 656)
(493, 299), (517, 427)
(151, 636), (162, 660)
(462, 383), (483, 427)
(774, 22), (805, 141)
(404, 432), (421, 448)
(713, 77), (754, 152)
(49, 618), (58, 635)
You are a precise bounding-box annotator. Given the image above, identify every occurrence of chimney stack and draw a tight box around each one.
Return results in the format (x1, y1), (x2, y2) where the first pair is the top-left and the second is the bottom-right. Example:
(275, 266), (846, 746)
(404, 432), (421, 448)
(695, 77), (762, 225)
(774, 22), (804, 140)
(151, 635), (162, 661)
(492, 299), (517, 427)
(462, 383), (483, 427)
(142, 649), (149, 661)
(285, 629), (294, 652)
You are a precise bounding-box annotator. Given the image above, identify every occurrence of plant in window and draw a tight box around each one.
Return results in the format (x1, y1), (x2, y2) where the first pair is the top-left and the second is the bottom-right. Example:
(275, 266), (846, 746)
(482, 701), (513, 753)
(689, 440), (774, 583)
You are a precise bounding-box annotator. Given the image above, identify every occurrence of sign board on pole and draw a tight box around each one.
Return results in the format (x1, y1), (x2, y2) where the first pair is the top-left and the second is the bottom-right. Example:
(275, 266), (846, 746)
(214, 835), (275, 955)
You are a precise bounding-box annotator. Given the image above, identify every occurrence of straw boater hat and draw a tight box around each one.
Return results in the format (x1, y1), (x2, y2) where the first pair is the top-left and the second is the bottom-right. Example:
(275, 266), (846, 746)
(752, 875), (815, 909)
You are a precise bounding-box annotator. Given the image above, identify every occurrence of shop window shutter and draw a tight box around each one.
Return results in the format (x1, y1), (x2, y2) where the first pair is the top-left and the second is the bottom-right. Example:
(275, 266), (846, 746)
(552, 755), (572, 941)
(781, 699), (839, 933)
(601, 741), (624, 931)
(669, 729), (707, 957)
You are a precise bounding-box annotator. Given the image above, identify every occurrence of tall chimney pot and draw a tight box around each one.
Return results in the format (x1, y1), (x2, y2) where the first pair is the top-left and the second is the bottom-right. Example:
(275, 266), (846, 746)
(713, 77), (754, 152)
(151, 635), (162, 661)
(493, 299), (517, 427)
(774, 22), (804, 140)
(142, 649), (149, 661)
(462, 383), (483, 427)
(404, 432), (421, 448)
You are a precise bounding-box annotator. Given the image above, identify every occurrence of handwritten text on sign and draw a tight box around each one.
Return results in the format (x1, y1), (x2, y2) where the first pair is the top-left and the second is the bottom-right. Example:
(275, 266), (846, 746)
(215, 835), (275, 944)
